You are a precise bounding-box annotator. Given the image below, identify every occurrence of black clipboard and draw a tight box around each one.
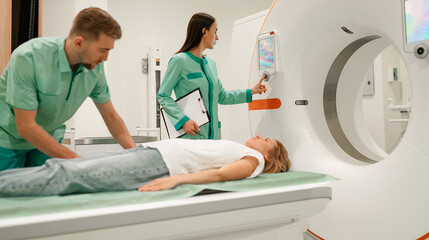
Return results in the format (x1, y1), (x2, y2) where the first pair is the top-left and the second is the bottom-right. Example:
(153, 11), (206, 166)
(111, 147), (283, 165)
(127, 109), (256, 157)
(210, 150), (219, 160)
(160, 88), (210, 138)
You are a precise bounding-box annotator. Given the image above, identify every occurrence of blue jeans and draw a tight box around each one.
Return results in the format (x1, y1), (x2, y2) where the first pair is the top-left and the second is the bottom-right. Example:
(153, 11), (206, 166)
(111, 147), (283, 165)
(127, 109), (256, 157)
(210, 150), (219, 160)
(0, 146), (169, 197)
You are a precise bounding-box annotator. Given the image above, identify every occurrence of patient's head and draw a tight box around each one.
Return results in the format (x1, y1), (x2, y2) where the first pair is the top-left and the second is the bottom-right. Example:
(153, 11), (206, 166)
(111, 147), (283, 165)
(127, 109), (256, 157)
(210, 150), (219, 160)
(245, 135), (291, 173)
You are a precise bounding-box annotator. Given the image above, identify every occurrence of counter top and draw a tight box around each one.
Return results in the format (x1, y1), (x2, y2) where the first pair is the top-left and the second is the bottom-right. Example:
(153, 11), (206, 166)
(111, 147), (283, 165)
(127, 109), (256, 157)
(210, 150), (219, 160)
(62, 136), (157, 145)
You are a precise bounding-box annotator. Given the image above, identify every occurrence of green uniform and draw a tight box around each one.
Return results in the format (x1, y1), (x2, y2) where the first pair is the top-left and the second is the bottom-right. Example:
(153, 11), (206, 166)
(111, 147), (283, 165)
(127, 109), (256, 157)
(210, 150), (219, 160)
(158, 51), (252, 140)
(0, 37), (110, 169)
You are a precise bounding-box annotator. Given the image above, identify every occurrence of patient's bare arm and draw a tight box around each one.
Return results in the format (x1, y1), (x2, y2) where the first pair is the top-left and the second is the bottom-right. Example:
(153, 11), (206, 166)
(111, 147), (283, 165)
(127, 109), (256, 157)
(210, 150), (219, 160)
(138, 156), (259, 192)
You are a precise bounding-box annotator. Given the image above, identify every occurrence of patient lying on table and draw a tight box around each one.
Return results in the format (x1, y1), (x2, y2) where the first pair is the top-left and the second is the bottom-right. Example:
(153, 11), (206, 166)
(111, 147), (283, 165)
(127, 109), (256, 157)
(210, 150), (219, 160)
(0, 136), (290, 197)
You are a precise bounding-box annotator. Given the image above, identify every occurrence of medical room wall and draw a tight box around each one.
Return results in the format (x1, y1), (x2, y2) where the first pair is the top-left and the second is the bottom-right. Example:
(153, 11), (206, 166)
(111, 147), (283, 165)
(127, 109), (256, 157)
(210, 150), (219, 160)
(362, 46), (411, 153)
(41, 0), (272, 139)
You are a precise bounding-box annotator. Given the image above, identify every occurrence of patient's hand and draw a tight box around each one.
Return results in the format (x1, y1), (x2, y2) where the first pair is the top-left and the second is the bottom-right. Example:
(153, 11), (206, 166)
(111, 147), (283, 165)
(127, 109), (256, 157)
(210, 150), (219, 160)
(138, 177), (179, 192)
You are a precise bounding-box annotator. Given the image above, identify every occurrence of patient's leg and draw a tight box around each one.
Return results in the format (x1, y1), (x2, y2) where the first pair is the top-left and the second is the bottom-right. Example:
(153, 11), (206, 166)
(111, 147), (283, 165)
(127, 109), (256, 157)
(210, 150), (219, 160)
(0, 146), (168, 197)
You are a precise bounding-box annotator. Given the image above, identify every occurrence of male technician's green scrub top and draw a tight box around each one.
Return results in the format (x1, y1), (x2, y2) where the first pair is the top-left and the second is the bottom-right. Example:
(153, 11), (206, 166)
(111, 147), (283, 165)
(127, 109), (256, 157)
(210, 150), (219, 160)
(157, 52), (252, 140)
(0, 37), (111, 150)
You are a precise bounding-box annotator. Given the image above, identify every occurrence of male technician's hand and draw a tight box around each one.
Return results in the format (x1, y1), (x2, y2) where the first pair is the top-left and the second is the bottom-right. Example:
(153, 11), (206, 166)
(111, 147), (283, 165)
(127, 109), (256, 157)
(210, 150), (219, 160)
(183, 119), (200, 136)
(251, 74), (267, 95)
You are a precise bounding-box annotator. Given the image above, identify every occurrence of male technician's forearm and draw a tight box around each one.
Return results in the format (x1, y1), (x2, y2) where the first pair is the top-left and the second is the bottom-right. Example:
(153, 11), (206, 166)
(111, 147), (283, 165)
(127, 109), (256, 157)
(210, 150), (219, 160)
(106, 113), (136, 149)
(18, 122), (80, 158)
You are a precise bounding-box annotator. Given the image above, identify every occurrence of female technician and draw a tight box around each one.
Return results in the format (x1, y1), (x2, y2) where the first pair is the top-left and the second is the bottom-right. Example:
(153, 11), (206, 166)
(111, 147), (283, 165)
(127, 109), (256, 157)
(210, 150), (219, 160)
(157, 13), (266, 139)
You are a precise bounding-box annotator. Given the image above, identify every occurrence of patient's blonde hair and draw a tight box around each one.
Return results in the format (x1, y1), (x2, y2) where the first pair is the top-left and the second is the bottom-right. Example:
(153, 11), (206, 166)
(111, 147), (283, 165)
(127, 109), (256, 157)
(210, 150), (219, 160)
(263, 140), (291, 173)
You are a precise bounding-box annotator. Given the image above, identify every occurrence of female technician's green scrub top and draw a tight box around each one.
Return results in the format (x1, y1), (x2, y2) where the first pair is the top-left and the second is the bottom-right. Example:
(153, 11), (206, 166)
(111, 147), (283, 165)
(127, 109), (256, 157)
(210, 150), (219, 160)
(157, 52), (252, 140)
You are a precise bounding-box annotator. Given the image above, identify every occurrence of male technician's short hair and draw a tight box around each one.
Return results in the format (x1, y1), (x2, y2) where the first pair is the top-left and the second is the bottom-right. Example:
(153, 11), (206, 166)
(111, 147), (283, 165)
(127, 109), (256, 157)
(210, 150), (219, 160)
(69, 7), (122, 41)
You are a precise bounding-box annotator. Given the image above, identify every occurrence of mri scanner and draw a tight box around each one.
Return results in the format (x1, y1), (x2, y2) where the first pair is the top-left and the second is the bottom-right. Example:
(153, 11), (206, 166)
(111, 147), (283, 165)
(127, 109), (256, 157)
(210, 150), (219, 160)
(0, 1), (338, 239)
(224, 0), (429, 239)
(1, 0), (428, 239)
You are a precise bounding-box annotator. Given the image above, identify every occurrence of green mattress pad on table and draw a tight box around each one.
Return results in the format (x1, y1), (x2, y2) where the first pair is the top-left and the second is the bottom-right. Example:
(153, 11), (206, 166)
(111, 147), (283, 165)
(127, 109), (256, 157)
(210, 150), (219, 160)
(0, 171), (338, 219)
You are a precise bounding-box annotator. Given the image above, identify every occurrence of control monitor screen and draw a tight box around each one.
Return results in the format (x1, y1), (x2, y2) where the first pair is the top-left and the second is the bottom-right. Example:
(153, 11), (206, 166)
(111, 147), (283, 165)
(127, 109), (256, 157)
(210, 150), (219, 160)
(258, 36), (275, 70)
(404, 0), (429, 43)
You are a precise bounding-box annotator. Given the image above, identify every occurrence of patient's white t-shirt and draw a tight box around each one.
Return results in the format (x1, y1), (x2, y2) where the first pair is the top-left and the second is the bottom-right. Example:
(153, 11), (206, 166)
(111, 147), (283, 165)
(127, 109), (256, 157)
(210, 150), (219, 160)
(142, 139), (264, 178)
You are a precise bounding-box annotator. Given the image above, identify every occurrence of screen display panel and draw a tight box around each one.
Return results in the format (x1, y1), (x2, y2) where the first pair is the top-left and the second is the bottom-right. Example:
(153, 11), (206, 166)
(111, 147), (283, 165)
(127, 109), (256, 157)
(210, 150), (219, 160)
(405, 0), (429, 43)
(258, 36), (275, 70)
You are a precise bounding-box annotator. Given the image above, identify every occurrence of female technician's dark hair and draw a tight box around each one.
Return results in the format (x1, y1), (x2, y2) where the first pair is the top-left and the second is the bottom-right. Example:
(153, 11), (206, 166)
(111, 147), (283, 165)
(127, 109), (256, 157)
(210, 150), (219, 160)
(177, 13), (216, 54)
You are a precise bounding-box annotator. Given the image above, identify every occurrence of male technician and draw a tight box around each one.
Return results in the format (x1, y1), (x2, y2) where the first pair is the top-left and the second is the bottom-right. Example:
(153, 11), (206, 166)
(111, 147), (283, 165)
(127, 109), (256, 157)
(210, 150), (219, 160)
(0, 7), (136, 171)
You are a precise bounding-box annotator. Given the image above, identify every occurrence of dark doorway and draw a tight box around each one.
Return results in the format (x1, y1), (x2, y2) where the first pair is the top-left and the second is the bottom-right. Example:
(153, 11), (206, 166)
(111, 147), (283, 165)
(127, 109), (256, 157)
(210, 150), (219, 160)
(11, 0), (39, 53)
